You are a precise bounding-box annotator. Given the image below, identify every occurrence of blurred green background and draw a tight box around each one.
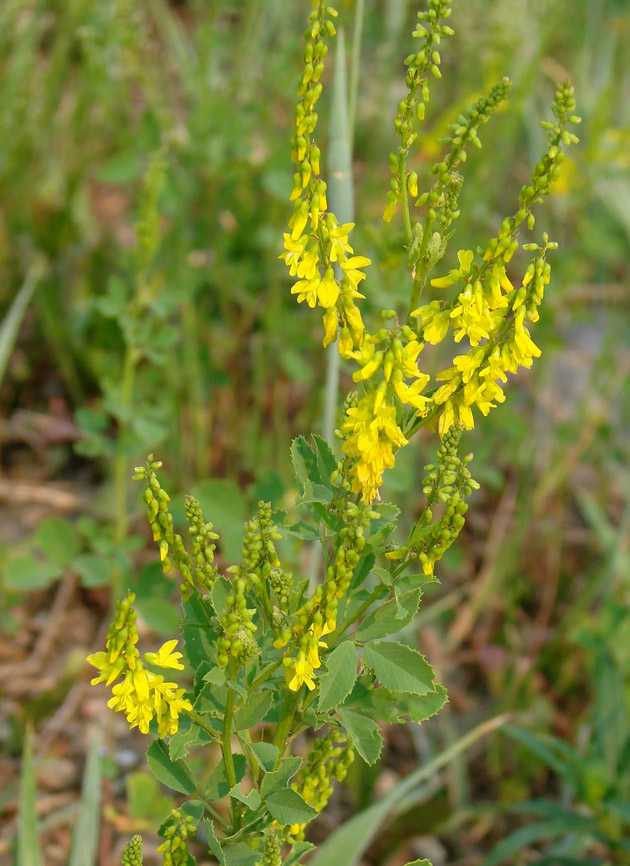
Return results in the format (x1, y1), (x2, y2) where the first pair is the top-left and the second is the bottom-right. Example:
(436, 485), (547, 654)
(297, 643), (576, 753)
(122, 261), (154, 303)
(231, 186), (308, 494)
(1, 0), (629, 864)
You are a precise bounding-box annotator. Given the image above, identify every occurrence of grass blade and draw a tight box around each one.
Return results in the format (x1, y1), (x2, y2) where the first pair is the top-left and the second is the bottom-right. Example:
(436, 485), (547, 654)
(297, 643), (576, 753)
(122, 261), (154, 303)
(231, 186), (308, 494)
(17, 727), (44, 866)
(0, 258), (44, 389)
(68, 727), (103, 866)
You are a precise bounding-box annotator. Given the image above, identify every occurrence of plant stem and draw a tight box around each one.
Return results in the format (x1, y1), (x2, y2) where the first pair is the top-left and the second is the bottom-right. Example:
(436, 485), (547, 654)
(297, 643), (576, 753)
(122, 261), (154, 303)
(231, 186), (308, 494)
(328, 584), (387, 647)
(347, 0), (365, 154)
(187, 709), (220, 741)
(273, 691), (299, 768)
(221, 685), (237, 790)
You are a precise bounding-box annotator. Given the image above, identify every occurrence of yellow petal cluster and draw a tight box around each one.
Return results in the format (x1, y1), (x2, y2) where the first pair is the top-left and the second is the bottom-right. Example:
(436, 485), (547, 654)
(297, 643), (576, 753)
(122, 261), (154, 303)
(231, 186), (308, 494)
(87, 593), (191, 737)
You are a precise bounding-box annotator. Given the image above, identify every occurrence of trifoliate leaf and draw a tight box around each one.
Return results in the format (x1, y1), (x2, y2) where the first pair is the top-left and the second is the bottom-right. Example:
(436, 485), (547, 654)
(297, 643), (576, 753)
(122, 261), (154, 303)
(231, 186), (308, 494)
(355, 590), (421, 641)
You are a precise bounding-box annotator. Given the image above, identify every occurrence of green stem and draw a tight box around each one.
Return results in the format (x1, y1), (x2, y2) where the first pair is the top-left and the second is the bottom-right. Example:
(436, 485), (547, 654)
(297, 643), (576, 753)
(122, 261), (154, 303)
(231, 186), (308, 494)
(273, 691), (300, 769)
(199, 797), (230, 830)
(328, 584), (387, 648)
(222, 685), (237, 790)
(187, 709), (220, 741)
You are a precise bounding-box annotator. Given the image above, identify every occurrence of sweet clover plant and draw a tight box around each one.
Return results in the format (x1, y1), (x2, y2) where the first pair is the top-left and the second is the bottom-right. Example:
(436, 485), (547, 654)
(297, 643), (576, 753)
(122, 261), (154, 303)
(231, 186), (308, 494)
(87, 2), (580, 863)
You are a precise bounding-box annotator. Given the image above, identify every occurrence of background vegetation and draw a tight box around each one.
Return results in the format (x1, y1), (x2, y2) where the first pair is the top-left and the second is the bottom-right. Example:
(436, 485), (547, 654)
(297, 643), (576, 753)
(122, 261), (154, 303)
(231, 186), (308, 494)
(0, 0), (628, 864)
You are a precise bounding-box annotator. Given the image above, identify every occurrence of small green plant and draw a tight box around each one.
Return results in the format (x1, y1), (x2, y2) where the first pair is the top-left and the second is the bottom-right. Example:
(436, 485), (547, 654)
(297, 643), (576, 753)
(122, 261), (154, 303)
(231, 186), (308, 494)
(86, 2), (580, 864)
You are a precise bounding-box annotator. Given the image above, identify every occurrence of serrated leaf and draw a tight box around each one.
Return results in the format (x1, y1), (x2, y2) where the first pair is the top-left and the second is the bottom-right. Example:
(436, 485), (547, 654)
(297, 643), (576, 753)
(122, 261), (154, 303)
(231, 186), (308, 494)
(355, 591), (420, 641)
(291, 436), (320, 493)
(248, 741), (278, 772)
(400, 685), (448, 723)
(260, 756), (302, 800)
(337, 707), (383, 765)
(312, 434), (337, 484)
(363, 641), (434, 696)
(204, 819), (226, 866)
(265, 788), (318, 826)
(203, 667), (227, 686)
(205, 755), (247, 801)
(229, 784), (261, 812)
(182, 595), (218, 672)
(234, 689), (273, 730)
(211, 575), (232, 619)
(146, 739), (195, 795)
(318, 641), (357, 713)
(168, 716), (214, 761)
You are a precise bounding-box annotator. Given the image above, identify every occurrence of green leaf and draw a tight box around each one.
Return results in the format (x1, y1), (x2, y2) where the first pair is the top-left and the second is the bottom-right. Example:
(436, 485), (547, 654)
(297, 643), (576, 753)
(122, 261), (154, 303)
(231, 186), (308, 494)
(146, 739), (195, 795)
(284, 841), (316, 866)
(363, 641), (434, 696)
(17, 729), (44, 866)
(204, 667), (227, 687)
(502, 725), (580, 788)
(312, 434), (337, 485)
(211, 575), (232, 619)
(403, 861), (432, 866)
(126, 772), (172, 820)
(5, 555), (61, 590)
(135, 596), (180, 634)
(69, 728), (102, 866)
(355, 591), (420, 641)
(223, 843), (262, 866)
(265, 788), (318, 826)
(182, 595), (218, 671)
(34, 517), (79, 567)
(229, 783), (261, 812)
(168, 716), (214, 761)
(291, 436), (320, 492)
(204, 818), (226, 865)
(260, 756), (302, 800)
(337, 707), (383, 765)
(248, 741), (278, 773)
(205, 755), (248, 801)
(318, 641), (357, 713)
(234, 689), (273, 730)
(193, 479), (246, 562)
(400, 685), (448, 723)
(72, 553), (111, 588)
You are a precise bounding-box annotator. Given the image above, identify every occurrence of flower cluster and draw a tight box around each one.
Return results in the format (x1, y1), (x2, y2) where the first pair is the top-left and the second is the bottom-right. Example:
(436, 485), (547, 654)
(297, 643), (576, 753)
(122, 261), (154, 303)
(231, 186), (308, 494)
(279, 499), (375, 691)
(289, 728), (354, 839)
(87, 593), (191, 737)
(339, 326), (430, 502)
(217, 502), (281, 669)
(386, 424), (479, 575)
(157, 810), (196, 866)
(133, 455), (217, 600)
(383, 0), (454, 222)
(281, 0), (370, 359)
(260, 825), (283, 866)
(121, 835), (143, 866)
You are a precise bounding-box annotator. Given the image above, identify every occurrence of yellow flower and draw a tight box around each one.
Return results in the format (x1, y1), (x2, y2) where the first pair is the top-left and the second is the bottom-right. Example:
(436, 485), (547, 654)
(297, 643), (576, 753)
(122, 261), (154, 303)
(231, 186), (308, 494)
(286, 658), (316, 692)
(340, 255), (371, 290)
(144, 639), (185, 670)
(322, 308), (338, 347)
(318, 268), (340, 308)
(328, 222), (354, 261)
(291, 278), (319, 308)
(280, 233), (308, 275)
